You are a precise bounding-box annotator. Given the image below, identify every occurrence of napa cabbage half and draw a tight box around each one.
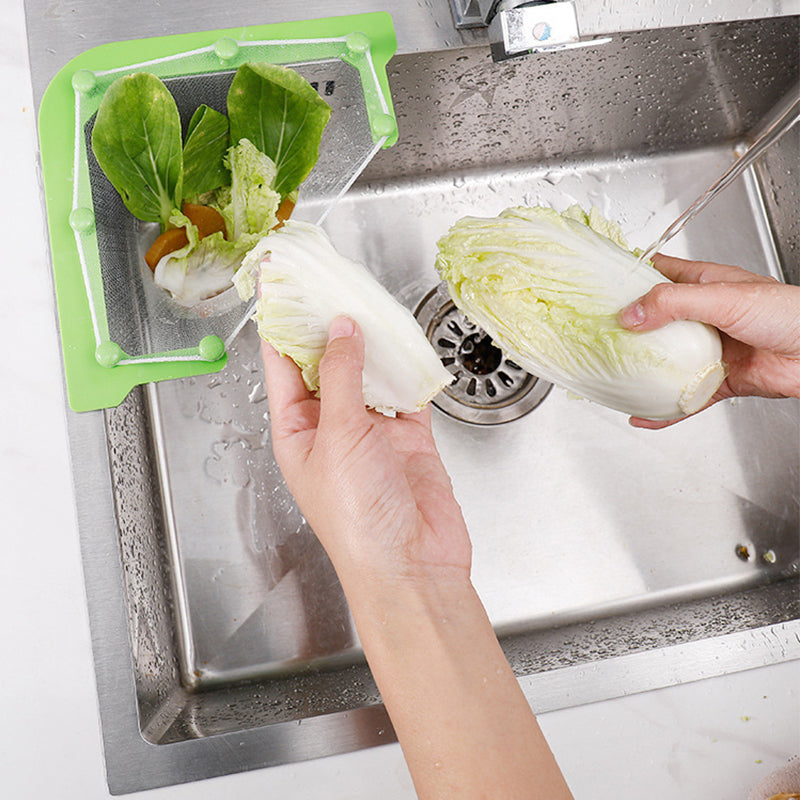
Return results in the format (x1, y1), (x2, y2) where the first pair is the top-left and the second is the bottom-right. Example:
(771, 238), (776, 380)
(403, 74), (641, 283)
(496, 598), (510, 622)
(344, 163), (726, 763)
(435, 205), (725, 420)
(246, 221), (454, 415)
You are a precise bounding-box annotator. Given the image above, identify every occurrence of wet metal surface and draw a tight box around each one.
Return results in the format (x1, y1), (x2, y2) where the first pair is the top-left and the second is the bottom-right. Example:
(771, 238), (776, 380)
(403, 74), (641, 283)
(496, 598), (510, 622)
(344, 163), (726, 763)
(146, 141), (798, 682)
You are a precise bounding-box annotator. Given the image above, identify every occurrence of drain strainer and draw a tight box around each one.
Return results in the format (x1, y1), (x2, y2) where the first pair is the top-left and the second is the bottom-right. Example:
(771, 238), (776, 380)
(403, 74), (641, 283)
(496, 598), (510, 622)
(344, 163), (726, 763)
(415, 283), (551, 425)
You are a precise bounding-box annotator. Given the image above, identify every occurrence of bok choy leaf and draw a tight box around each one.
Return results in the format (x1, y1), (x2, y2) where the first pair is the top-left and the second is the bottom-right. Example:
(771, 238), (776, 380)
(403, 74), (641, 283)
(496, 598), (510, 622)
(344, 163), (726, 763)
(182, 104), (230, 199)
(227, 63), (332, 197)
(91, 72), (183, 227)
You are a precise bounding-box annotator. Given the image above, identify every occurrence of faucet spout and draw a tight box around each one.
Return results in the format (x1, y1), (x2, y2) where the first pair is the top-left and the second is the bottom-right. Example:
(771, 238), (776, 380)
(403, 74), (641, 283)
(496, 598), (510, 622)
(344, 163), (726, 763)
(451, 0), (611, 61)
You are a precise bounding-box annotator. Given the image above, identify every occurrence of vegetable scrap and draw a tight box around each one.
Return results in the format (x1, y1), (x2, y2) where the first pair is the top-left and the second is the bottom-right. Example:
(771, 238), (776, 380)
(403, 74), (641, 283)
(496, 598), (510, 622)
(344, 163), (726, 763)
(91, 63), (331, 308)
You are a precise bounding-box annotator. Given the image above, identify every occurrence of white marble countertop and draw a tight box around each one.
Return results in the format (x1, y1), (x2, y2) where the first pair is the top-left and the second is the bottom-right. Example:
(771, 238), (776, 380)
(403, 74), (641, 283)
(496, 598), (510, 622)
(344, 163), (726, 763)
(2, 1), (797, 797)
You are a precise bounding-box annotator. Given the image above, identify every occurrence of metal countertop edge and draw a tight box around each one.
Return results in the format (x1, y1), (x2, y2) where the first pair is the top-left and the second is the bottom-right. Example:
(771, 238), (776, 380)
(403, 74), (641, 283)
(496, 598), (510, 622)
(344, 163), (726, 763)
(519, 620), (800, 715)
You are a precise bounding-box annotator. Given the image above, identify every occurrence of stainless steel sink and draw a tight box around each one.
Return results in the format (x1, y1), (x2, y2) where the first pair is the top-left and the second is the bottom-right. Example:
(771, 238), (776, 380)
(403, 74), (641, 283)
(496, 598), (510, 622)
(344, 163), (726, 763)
(48, 11), (799, 795)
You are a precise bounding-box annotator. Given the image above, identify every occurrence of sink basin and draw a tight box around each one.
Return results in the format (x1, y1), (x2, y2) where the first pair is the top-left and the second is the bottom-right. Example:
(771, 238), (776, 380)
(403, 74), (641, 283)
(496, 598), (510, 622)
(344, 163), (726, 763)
(65, 15), (799, 794)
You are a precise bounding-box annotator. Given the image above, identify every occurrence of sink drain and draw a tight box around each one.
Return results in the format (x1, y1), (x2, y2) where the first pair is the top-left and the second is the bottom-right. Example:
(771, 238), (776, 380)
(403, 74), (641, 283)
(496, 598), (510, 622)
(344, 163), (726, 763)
(415, 283), (551, 424)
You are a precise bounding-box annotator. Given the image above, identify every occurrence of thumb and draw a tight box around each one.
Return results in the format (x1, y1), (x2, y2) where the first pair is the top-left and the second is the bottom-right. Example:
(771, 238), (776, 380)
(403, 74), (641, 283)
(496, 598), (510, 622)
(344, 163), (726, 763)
(318, 316), (368, 431)
(619, 281), (734, 334)
(619, 280), (800, 356)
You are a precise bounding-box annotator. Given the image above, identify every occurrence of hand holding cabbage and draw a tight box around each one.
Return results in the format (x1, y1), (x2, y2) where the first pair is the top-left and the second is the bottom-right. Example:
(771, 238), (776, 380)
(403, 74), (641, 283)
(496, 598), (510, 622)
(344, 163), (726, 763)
(240, 221), (453, 415)
(619, 253), (800, 427)
(435, 205), (728, 420)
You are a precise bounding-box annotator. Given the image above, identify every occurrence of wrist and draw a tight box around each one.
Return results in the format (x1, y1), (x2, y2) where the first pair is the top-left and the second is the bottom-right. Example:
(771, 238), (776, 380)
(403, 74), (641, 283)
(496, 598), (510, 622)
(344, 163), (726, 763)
(333, 555), (473, 612)
(338, 565), (483, 680)
(314, 515), (472, 603)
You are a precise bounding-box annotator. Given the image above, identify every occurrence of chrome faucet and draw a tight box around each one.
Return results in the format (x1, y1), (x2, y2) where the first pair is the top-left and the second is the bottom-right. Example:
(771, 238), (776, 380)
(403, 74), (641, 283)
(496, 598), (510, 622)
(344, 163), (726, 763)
(450, 0), (611, 61)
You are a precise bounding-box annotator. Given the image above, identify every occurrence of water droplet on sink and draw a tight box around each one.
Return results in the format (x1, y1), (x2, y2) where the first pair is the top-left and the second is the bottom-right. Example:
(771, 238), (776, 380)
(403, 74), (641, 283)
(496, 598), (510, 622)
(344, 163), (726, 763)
(248, 381), (267, 404)
(544, 171), (564, 186)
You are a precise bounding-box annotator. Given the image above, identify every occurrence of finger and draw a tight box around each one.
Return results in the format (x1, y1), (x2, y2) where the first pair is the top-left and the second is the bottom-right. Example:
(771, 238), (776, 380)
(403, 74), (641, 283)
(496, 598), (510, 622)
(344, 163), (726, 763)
(619, 280), (800, 354)
(621, 281), (738, 333)
(651, 253), (772, 285)
(397, 404), (432, 428)
(261, 339), (313, 420)
(261, 339), (323, 468)
(318, 316), (369, 432)
(388, 405), (437, 456)
(629, 415), (684, 429)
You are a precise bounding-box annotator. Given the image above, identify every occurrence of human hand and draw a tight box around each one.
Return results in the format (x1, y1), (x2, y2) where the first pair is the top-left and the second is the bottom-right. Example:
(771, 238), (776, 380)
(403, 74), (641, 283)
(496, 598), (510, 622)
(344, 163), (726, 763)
(262, 317), (572, 800)
(619, 254), (800, 428)
(261, 315), (471, 588)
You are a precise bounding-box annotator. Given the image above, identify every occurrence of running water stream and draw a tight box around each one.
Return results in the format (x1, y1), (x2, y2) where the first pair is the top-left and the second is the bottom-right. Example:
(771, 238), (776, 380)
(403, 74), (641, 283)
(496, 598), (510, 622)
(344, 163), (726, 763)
(639, 94), (800, 263)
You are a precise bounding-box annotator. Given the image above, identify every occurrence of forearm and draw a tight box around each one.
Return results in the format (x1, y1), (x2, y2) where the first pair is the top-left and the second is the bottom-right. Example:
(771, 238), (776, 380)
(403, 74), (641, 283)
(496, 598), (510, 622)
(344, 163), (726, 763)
(263, 319), (571, 796)
(340, 567), (572, 800)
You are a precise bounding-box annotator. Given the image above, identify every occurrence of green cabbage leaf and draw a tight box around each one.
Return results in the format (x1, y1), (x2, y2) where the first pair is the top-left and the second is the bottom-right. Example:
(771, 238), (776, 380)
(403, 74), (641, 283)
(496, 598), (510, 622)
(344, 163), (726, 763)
(154, 140), (280, 308)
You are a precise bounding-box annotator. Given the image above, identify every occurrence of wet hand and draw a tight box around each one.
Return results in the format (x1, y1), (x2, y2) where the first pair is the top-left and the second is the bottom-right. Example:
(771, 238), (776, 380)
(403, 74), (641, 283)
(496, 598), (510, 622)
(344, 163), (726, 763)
(619, 254), (800, 428)
(261, 316), (471, 586)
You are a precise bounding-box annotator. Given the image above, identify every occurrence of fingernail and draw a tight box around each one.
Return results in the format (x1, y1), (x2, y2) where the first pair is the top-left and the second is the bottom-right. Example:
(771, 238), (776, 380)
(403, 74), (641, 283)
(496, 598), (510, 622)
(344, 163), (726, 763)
(620, 301), (645, 328)
(328, 315), (355, 340)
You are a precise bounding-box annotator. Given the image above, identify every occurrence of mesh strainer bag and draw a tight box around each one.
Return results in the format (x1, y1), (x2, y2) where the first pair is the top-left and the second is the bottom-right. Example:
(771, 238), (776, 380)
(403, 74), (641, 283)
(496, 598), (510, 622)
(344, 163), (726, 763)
(39, 14), (397, 411)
